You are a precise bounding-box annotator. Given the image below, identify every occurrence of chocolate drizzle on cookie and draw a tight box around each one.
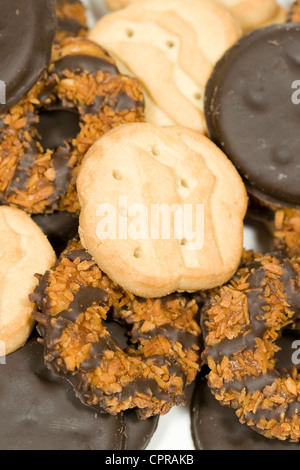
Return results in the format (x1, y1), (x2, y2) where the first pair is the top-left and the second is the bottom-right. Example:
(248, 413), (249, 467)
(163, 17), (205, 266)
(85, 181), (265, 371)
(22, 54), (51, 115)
(31, 239), (201, 419)
(0, 37), (145, 214)
(202, 252), (300, 441)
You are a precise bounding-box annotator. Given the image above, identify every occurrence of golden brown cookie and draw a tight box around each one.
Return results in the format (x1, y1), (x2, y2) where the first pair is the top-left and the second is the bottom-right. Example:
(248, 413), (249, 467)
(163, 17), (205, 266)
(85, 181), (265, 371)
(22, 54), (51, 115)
(89, 0), (241, 133)
(0, 206), (56, 356)
(104, 0), (133, 9)
(77, 122), (247, 298)
(213, 0), (284, 32)
(103, 0), (284, 32)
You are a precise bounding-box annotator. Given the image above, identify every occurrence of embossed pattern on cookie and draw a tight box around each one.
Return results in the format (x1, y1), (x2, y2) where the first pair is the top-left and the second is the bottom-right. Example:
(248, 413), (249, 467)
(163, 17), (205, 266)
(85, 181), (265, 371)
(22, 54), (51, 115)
(89, 0), (241, 133)
(77, 122), (247, 298)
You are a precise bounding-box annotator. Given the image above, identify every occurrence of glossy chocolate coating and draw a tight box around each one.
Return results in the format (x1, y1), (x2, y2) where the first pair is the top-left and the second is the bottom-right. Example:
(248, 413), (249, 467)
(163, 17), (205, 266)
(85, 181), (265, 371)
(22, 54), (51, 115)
(32, 211), (79, 255)
(191, 334), (300, 450)
(205, 24), (300, 208)
(0, 338), (158, 450)
(0, 0), (56, 112)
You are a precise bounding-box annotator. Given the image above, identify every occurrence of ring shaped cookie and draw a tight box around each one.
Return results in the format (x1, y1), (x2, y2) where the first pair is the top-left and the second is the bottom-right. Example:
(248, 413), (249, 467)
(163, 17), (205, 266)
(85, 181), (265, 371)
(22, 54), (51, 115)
(77, 122), (247, 298)
(31, 239), (201, 418)
(89, 0), (241, 132)
(55, 0), (88, 43)
(274, 209), (300, 258)
(0, 206), (56, 356)
(0, 37), (145, 215)
(201, 252), (300, 441)
(287, 0), (300, 22)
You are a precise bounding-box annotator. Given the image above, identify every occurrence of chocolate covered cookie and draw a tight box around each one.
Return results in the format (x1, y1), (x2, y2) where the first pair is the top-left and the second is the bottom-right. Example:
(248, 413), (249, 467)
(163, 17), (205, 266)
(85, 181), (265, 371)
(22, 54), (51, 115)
(205, 23), (300, 209)
(0, 37), (145, 215)
(191, 334), (300, 450)
(31, 239), (202, 419)
(0, 338), (158, 450)
(201, 251), (300, 441)
(55, 0), (88, 42)
(0, 0), (56, 113)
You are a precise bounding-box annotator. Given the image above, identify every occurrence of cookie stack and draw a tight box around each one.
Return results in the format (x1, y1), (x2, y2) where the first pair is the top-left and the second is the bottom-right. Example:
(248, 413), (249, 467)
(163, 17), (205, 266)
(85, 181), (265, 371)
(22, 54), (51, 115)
(0, 0), (299, 451)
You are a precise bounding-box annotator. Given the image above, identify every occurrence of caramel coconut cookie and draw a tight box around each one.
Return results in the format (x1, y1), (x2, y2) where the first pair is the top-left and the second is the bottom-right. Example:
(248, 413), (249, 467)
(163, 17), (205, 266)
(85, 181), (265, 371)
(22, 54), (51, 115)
(77, 122), (247, 298)
(89, 0), (241, 132)
(205, 23), (300, 210)
(201, 251), (300, 441)
(0, 37), (145, 215)
(55, 0), (88, 43)
(0, 0), (56, 113)
(274, 209), (300, 258)
(0, 206), (56, 356)
(287, 0), (300, 22)
(31, 239), (202, 419)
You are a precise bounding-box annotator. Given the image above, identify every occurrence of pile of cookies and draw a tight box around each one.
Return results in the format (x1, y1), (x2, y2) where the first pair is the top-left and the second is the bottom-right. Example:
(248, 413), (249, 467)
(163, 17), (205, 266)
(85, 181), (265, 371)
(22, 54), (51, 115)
(1, 0), (300, 450)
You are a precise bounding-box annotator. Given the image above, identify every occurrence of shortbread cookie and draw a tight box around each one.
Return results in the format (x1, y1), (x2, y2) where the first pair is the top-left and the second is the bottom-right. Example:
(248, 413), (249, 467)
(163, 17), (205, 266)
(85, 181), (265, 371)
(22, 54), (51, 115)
(77, 122), (247, 298)
(103, 0), (282, 32)
(0, 206), (56, 356)
(213, 0), (282, 32)
(104, 0), (133, 10)
(89, 0), (241, 133)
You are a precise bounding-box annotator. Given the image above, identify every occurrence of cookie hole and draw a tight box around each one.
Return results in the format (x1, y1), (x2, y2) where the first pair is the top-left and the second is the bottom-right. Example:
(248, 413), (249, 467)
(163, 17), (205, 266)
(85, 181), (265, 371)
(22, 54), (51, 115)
(134, 247), (142, 258)
(194, 92), (202, 101)
(112, 170), (123, 181)
(36, 108), (80, 150)
(126, 29), (134, 38)
(181, 239), (188, 246)
(180, 178), (189, 189)
(151, 146), (160, 157)
(166, 40), (175, 48)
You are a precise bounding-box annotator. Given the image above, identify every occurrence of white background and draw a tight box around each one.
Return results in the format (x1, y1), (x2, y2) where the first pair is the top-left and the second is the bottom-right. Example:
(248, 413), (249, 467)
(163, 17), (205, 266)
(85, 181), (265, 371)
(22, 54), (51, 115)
(81, 0), (294, 450)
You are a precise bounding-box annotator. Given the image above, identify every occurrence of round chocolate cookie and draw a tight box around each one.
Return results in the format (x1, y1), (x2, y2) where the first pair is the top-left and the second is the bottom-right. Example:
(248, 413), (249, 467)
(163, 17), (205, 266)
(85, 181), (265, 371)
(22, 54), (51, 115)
(205, 23), (300, 209)
(0, 0), (56, 113)
(32, 211), (79, 255)
(0, 338), (158, 450)
(191, 334), (300, 450)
